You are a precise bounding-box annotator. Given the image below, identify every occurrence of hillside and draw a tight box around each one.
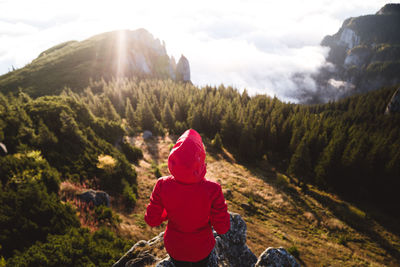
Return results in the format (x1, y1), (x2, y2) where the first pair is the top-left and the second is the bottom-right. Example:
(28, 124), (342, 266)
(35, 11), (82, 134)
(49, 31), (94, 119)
(0, 29), (190, 97)
(115, 134), (400, 266)
(1, 27), (400, 266)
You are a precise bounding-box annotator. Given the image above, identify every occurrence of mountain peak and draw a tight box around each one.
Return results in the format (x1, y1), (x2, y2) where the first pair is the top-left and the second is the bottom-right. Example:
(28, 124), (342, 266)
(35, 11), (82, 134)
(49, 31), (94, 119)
(313, 4), (400, 103)
(376, 3), (400, 15)
(0, 29), (191, 97)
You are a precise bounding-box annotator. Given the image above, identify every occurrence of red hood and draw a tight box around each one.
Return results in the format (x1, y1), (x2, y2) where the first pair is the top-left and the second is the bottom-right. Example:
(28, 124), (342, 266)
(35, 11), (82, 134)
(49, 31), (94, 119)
(168, 129), (206, 184)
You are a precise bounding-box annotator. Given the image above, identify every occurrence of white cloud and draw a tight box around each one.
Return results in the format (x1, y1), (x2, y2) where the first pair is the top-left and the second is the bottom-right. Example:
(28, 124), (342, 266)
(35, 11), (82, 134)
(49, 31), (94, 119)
(0, 0), (388, 100)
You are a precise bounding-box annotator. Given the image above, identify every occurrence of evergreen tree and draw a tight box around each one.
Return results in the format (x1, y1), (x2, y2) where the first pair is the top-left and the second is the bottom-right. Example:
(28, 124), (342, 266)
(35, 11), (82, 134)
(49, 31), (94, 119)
(211, 132), (223, 150)
(288, 137), (312, 182)
(161, 102), (175, 130)
(125, 98), (139, 132)
(137, 99), (158, 133)
(102, 98), (120, 122)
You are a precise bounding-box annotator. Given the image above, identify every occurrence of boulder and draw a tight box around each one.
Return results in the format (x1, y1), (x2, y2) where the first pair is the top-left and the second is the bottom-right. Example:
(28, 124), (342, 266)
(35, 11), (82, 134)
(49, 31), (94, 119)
(143, 130), (153, 140)
(77, 189), (110, 207)
(212, 213), (258, 267)
(114, 212), (300, 267)
(255, 248), (300, 267)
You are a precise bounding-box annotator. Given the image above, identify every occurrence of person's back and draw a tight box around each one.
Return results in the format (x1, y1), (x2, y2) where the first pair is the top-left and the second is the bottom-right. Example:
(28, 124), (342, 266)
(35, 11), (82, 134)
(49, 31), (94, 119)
(145, 129), (230, 266)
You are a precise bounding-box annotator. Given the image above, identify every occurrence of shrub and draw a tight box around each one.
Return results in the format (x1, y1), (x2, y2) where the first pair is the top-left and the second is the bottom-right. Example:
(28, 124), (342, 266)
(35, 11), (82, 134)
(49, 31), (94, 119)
(94, 206), (121, 227)
(96, 154), (116, 173)
(0, 181), (79, 257)
(120, 141), (143, 163)
(7, 227), (133, 267)
(211, 132), (223, 150)
(151, 162), (162, 178)
(122, 180), (137, 211)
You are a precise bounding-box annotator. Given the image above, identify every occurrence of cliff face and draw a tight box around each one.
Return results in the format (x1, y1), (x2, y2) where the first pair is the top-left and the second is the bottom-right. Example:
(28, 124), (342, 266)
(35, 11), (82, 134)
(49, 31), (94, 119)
(307, 4), (400, 103)
(113, 213), (299, 267)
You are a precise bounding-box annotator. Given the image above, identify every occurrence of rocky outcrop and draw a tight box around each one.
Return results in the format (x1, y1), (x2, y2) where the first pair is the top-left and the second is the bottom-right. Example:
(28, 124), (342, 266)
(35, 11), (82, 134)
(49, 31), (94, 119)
(175, 55), (191, 82)
(255, 248), (299, 267)
(113, 212), (299, 267)
(77, 189), (110, 207)
(385, 87), (400, 114)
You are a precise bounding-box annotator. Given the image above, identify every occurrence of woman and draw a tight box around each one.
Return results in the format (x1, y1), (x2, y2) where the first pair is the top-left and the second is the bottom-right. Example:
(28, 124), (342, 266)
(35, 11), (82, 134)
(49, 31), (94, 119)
(145, 129), (230, 267)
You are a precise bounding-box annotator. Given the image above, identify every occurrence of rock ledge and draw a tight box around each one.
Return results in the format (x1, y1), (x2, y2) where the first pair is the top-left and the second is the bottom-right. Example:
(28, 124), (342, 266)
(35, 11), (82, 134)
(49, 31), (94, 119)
(113, 212), (300, 267)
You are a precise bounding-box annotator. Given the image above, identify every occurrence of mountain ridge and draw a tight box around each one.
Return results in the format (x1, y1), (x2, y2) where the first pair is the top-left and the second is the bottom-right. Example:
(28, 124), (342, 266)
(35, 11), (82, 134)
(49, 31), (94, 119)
(295, 3), (400, 103)
(0, 29), (191, 97)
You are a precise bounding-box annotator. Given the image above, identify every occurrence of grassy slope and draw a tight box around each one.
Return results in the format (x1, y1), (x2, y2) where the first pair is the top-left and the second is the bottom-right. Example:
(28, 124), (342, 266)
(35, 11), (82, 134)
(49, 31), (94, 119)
(0, 30), (170, 97)
(113, 134), (400, 266)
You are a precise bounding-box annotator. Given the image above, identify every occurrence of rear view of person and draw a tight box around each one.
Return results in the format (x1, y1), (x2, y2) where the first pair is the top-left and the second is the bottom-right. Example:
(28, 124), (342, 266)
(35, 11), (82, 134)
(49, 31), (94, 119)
(145, 129), (230, 267)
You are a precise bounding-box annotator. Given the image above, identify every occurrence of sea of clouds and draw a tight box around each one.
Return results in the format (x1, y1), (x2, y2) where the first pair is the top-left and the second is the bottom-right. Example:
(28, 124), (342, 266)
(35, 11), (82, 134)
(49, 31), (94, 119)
(0, 0), (387, 102)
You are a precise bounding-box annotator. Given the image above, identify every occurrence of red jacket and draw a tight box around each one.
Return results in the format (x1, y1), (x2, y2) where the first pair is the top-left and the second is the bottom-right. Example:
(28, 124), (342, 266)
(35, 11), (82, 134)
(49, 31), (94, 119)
(144, 129), (230, 262)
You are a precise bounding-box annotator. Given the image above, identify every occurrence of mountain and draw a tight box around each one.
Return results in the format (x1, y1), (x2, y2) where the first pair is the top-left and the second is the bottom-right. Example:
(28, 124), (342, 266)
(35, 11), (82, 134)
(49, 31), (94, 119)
(1, 27), (400, 266)
(303, 4), (400, 103)
(0, 29), (190, 97)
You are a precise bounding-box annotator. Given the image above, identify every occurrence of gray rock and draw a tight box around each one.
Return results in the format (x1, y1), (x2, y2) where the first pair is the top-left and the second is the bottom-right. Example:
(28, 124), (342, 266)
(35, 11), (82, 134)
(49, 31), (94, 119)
(156, 257), (175, 267)
(176, 55), (191, 82)
(385, 87), (400, 114)
(77, 189), (110, 207)
(143, 130), (153, 140)
(126, 251), (157, 267)
(255, 247), (300, 267)
(113, 213), (300, 267)
(212, 213), (257, 267)
(113, 240), (153, 267)
(0, 142), (7, 155)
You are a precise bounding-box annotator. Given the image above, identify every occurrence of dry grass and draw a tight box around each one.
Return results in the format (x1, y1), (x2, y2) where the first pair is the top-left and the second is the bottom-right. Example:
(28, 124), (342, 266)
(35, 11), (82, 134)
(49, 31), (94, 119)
(60, 181), (104, 231)
(115, 135), (400, 267)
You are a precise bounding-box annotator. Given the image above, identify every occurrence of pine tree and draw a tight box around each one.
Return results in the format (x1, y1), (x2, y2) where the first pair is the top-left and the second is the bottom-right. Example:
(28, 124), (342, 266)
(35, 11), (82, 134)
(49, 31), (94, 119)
(161, 102), (175, 130)
(125, 98), (138, 128)
(211, 132), (223, 150)
(173, 102), (183, 122)
(288, 138), (312, 182)
(137, 99), (157, 133)
(102, 98), (120, 122)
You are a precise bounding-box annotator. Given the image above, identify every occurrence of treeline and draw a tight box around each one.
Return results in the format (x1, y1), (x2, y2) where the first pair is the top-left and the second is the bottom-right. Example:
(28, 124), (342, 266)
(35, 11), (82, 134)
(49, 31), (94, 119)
(65, 78), (399, 213)
(1, 77), (399, 264)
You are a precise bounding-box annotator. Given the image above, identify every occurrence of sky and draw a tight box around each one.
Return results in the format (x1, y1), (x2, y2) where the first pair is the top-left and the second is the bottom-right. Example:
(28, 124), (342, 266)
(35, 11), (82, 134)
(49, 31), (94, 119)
(0, 0), (389, 101)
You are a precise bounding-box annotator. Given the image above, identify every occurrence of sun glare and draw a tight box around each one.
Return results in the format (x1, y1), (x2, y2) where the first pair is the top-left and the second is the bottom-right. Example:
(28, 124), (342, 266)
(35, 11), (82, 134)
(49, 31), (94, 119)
(116, 30), (127, 78)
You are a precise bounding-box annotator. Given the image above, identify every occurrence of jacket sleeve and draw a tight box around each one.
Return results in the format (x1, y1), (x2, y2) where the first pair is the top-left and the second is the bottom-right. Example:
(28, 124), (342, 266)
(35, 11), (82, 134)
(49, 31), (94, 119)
(210, 184), (230, 235)
(144, 179), (168, 227)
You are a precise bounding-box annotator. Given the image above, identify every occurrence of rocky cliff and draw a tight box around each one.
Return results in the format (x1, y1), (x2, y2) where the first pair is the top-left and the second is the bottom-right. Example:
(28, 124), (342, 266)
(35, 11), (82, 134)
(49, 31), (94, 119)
(0, 29), (191, 97)
(175, 55), (191, 82)
(303, 4), (400, 103)
(113, 213), (299, 267)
